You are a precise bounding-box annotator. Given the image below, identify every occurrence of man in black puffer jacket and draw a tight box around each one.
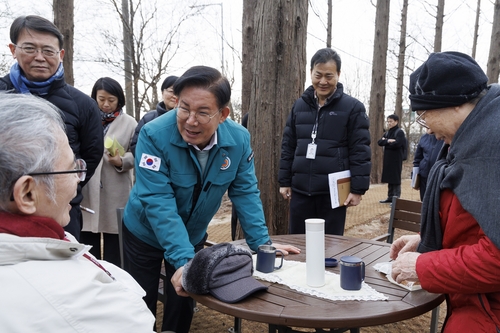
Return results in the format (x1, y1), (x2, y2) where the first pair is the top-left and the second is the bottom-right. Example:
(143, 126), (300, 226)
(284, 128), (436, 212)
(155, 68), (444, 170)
(130, 75), (178, 156)
(0, 15), (103, 240)
(279, 48), (371, 235)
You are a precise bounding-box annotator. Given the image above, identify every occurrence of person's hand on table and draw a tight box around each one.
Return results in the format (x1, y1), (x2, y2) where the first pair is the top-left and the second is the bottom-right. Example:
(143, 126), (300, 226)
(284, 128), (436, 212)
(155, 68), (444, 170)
(171, 266), (189, 297)
(279, 187), (292, 200)
(273, 242), (300, 255)
(391, 251), (421, 284)
(344, 193), (361, 207)
(390, 234), (421, 260)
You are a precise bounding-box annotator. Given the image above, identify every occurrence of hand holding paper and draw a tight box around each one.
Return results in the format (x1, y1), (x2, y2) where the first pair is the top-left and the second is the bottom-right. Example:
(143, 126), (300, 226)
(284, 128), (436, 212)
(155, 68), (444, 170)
(104, 136), (125, 157)
(328, 170), (351, 209)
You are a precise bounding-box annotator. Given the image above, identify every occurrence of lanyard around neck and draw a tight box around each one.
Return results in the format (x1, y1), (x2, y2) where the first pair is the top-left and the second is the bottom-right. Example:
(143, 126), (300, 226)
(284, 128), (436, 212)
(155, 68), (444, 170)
(311, 108), (320, 144)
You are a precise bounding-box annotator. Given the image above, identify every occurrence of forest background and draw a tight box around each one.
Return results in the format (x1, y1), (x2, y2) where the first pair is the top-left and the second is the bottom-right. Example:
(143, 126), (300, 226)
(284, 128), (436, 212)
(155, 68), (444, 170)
(0, 0), (496, 118)
(0, 0), (498, 235)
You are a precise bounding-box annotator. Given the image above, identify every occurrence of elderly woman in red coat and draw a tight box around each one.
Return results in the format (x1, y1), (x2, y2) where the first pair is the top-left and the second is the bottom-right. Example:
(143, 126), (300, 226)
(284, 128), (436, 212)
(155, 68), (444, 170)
(390, 52), (500, 332)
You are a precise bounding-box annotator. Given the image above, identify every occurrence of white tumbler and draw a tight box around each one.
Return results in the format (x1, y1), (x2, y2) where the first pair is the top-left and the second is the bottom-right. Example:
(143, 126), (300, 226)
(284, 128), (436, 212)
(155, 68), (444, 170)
(305, 218), (325, 287)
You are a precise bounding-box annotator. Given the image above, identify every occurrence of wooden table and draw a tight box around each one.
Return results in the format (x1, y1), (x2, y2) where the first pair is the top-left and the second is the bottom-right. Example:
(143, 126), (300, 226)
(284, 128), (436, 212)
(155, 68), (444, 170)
(189, 234), (444, 333)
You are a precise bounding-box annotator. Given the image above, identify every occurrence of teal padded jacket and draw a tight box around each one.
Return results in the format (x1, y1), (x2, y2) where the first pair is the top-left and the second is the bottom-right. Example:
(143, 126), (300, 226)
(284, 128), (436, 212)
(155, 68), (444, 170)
(124, 110), (270, 269)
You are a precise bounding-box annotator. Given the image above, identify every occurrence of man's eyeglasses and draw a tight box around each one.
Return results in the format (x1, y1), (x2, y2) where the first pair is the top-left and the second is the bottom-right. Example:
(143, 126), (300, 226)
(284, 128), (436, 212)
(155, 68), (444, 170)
(28, 159), (87, 182)
(13, 44), (61, 57)
(176, 106), (221, 125)
(415, 110), (429, 129)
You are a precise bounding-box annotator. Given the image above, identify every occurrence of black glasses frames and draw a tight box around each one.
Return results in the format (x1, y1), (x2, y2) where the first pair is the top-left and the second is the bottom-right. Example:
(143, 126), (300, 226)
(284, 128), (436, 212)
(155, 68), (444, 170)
(28, 158), (87, 182)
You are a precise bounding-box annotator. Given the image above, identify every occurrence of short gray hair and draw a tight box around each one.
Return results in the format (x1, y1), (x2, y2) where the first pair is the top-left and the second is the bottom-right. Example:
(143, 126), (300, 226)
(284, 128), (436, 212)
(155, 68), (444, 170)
(0, 93), (65, 209)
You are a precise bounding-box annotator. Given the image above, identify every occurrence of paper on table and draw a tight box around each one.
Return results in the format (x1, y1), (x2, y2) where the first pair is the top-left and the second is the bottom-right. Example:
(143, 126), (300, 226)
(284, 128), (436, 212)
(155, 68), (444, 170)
(328, 170), (351, 209)
(252, 256), (387, 301)
(104, 136), (125, 157)
(411, 167), (420, 189)
(373, 262), (422, 291)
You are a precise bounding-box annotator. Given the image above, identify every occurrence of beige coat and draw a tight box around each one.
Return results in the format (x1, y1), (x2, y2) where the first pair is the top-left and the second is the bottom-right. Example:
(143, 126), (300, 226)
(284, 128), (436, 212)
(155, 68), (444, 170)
(81, 113), (137, 234)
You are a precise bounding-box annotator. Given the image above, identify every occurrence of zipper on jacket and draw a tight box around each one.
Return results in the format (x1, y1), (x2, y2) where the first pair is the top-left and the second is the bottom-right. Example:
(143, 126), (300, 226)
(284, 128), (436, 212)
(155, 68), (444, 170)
(187, 147), (203, 222)
(478, 293), (500, 332)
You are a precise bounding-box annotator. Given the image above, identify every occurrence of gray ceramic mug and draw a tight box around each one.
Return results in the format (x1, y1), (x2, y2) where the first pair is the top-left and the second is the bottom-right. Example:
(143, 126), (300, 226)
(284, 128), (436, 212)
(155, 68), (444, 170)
(339, 255), (365, 290)
(256, 245), (284, 273)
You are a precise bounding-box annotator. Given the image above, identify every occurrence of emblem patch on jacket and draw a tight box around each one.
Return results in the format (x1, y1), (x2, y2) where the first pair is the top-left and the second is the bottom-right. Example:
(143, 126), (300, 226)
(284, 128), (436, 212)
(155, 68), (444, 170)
(140, 153), (161, 171)
(221, 156), (231, 170)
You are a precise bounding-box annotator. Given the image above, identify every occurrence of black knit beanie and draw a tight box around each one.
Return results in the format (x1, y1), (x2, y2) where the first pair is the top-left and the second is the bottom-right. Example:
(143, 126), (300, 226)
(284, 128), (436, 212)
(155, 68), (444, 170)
(409, 51), (488, 111)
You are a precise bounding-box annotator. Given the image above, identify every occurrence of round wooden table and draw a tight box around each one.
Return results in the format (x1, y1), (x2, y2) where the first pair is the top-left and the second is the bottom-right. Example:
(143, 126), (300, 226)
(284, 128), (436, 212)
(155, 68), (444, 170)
(189, 234), (444, 332)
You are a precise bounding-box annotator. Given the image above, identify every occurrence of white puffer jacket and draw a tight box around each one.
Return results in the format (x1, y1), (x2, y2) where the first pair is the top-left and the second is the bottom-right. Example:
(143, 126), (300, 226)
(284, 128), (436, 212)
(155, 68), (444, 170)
(0, 233), (155, 332)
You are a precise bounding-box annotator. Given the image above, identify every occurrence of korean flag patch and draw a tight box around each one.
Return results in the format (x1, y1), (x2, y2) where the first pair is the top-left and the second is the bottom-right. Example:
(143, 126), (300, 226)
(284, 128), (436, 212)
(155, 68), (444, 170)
(140, 153), (161, 171)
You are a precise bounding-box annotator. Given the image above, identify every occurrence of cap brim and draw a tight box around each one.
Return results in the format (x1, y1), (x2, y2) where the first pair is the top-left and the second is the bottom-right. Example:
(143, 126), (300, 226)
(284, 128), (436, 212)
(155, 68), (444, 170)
(209, 276), (268, 303)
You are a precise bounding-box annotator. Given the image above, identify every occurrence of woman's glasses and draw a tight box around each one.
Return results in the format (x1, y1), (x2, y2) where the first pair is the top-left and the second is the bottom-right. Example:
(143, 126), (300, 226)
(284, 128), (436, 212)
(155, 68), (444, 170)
(415, 110), (429, 129)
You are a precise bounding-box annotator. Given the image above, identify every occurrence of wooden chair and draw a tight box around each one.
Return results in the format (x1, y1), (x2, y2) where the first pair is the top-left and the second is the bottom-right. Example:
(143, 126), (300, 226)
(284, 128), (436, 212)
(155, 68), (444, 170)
(373, 197), (441, 333)
(372, 197), (422, 244)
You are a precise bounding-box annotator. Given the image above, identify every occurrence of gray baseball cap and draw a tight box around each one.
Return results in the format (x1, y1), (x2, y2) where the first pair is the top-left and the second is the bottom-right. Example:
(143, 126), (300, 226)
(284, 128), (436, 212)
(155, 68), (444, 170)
(182, 243), (267, 303)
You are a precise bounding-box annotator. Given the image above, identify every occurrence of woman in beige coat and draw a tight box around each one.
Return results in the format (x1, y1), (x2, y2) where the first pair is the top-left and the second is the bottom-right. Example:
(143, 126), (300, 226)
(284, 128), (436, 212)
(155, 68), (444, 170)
(81, 77), (137, 267)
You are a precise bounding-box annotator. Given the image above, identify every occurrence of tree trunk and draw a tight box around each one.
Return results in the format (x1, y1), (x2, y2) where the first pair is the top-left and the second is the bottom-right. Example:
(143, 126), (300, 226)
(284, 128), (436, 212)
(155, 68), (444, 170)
(53, 0), (74, 86)
(434, 0), (445, 52)
(487, 0), (500, 83)
(369, 0), (390, 184)
(246, 0), (308, 235)
(394, 0), (408, 121)
(327, 0), (332, 48)
(234, 0), (258, 240)
(241, 0), (256, 119)
(122, 0), (134, 117)
(472, 0), (481, 59)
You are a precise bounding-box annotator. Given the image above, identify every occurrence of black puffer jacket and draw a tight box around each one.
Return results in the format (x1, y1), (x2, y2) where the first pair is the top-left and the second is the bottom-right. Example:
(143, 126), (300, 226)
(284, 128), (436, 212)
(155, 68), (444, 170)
(130, 101), (171, 156)
(279, 83), (371, 195)
(0, 75), (103, 186)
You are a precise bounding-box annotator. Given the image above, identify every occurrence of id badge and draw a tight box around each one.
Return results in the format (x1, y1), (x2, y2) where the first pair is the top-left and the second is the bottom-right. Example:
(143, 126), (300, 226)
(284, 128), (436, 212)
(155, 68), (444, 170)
(306, 143), (317, 159)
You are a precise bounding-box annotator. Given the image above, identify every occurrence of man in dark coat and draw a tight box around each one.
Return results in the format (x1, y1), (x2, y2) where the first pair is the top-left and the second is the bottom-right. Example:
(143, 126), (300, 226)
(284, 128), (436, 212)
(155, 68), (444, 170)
(377, 114), (405, 203)
(279, 48), (371, 235)
(0, 15), (103, 240)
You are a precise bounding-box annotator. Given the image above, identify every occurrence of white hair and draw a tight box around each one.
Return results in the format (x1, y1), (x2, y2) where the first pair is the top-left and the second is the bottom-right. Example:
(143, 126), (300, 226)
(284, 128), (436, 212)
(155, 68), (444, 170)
(0, 93), (65, 209)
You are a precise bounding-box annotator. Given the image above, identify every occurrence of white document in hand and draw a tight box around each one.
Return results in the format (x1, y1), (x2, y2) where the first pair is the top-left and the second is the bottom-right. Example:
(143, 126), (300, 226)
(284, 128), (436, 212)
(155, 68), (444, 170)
(328, 170), (351, 209)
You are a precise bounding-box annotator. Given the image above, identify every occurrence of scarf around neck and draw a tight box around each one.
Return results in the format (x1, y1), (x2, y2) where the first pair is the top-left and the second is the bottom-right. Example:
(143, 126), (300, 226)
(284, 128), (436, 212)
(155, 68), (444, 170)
(0, 211), (65, 240)
(9, 62), (65, 95)
(101, 109), (122, 135)
(418, 84), (500, 253)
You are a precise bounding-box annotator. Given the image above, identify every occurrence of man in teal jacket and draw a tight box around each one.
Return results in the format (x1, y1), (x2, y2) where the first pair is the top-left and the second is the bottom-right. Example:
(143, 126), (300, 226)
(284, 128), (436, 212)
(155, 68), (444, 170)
(123, 65), (299, 333)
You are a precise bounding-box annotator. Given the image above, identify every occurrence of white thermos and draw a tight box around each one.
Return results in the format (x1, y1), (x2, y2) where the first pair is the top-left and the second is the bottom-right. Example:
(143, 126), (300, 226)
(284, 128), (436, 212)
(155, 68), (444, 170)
(305, 218), (325, 287)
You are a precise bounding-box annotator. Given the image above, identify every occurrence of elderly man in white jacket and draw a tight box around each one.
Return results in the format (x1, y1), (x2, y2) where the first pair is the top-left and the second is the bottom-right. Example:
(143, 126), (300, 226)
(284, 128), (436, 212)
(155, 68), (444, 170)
(0, 93), (155, 332)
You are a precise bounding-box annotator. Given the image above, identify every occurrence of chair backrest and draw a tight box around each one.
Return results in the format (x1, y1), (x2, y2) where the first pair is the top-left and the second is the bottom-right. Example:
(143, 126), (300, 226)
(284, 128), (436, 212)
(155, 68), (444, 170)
(116, 207), (125, 269)
(386, 197), (422, 243)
